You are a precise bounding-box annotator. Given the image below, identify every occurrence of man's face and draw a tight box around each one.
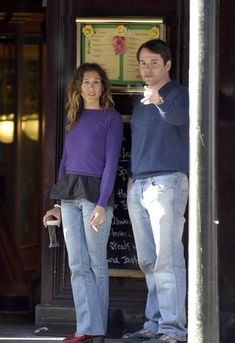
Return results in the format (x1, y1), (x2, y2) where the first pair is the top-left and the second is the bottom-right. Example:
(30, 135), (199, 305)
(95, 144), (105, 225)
(139, 48), (171, 87)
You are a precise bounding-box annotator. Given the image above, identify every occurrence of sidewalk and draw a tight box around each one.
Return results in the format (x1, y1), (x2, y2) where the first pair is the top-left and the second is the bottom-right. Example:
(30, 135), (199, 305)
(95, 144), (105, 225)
(1, 312), (234, 343)
(0, 313), (125, 343)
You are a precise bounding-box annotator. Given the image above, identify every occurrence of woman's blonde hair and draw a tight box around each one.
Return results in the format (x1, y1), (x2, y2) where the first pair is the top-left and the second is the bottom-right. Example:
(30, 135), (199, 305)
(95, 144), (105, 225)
(65, 63), (114, 130)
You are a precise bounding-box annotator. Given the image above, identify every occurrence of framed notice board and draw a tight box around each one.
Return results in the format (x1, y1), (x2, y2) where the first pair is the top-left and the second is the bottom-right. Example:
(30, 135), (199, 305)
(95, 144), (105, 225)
(76, 17), (165, 91)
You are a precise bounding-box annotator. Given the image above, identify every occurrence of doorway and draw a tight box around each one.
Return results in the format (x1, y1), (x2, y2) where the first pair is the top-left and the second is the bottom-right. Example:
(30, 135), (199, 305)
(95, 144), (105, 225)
(0, 11), (45, 313)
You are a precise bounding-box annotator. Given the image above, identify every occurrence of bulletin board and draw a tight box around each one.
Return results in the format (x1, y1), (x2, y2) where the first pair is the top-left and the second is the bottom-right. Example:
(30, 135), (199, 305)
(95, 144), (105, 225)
(76, 17), (165, 90)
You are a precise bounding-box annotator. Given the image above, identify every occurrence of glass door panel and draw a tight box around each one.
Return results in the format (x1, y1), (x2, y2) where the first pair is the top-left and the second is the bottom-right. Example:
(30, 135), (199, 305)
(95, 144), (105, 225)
(0, 34), (43, 309)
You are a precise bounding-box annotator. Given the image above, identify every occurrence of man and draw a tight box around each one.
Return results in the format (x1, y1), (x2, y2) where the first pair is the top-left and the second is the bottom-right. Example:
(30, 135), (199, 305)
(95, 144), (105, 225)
(124, 39), (189, 343)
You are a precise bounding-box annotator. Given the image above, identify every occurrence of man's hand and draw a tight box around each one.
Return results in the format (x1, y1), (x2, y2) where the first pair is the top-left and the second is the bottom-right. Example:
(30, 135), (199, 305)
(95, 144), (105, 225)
(127, 177), (134, 188)
(141, 86), (162, 105)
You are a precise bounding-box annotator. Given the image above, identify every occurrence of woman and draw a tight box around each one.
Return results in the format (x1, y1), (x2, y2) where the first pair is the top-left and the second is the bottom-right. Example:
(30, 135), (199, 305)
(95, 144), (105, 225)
(43, 63), (123, 343)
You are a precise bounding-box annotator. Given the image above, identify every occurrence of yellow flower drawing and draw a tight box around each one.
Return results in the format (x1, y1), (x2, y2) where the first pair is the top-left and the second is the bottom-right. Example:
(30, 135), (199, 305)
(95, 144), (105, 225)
(82, 25), (94, 37)
(150, 26), (160, 39)
(115, 25), (127, 37)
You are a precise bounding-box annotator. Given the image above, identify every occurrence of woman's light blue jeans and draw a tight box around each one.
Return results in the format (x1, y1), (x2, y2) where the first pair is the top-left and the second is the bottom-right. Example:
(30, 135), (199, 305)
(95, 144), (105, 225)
(61, 199), (113, 335)
(127, 172), (188, 341)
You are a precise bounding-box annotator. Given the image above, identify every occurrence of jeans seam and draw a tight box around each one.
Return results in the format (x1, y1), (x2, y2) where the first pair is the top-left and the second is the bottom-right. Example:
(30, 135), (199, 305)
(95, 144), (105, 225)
(171, 184), (180, 326)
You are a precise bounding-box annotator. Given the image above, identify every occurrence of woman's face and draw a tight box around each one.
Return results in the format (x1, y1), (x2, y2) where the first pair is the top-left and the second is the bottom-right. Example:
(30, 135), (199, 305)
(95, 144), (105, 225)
(81, 71), (103, 109)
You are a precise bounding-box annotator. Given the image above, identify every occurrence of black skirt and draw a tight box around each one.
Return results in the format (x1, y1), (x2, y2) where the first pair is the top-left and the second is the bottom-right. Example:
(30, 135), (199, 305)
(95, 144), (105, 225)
(50, 174), (114, 207)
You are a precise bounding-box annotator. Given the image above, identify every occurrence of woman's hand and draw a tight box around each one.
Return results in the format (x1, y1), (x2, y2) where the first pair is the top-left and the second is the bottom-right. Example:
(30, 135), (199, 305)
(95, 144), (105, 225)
(43, 207), (61, 228)
(88, 205), (105, 228)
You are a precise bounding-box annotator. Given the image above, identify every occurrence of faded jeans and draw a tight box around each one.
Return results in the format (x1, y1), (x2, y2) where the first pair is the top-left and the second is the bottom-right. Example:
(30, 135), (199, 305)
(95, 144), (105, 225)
(127, 172), (188, 341)
(61, 199), (113, 335)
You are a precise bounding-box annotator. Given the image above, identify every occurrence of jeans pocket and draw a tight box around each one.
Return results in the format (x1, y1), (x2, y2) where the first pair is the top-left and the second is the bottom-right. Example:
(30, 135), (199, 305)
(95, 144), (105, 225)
(151, 173), (188, 192)
(151, 174), (176, 190)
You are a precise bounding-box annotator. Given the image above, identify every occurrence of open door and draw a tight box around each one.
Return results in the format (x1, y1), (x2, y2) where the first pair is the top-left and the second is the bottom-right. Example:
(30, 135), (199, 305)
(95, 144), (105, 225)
(0, 11), (45, 313)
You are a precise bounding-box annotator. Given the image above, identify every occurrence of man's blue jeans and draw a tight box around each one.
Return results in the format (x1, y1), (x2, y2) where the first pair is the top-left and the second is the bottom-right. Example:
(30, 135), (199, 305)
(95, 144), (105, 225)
(61, 199), (113, 335)
(127, 172), (188, 341)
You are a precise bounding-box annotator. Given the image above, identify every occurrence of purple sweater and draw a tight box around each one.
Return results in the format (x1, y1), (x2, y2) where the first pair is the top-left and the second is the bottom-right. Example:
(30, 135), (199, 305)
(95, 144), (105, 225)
(58, 109), (123, 207)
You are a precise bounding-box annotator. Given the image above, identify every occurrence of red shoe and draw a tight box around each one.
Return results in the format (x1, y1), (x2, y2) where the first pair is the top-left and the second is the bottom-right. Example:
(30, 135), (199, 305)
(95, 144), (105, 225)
(63, 334), (104, 343)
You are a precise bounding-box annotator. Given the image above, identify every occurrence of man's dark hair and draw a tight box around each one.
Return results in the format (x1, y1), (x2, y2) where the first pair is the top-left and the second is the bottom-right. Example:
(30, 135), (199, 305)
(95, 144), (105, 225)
(136, 39), (172, 64)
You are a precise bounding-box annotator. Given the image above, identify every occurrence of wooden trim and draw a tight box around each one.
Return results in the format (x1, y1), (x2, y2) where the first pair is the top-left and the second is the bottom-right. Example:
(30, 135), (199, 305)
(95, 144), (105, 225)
(109, 268), (144, 278)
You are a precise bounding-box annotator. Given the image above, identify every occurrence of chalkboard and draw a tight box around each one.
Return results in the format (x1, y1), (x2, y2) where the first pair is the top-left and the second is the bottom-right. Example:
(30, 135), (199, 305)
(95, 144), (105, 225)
(107, 116), (140, 271)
